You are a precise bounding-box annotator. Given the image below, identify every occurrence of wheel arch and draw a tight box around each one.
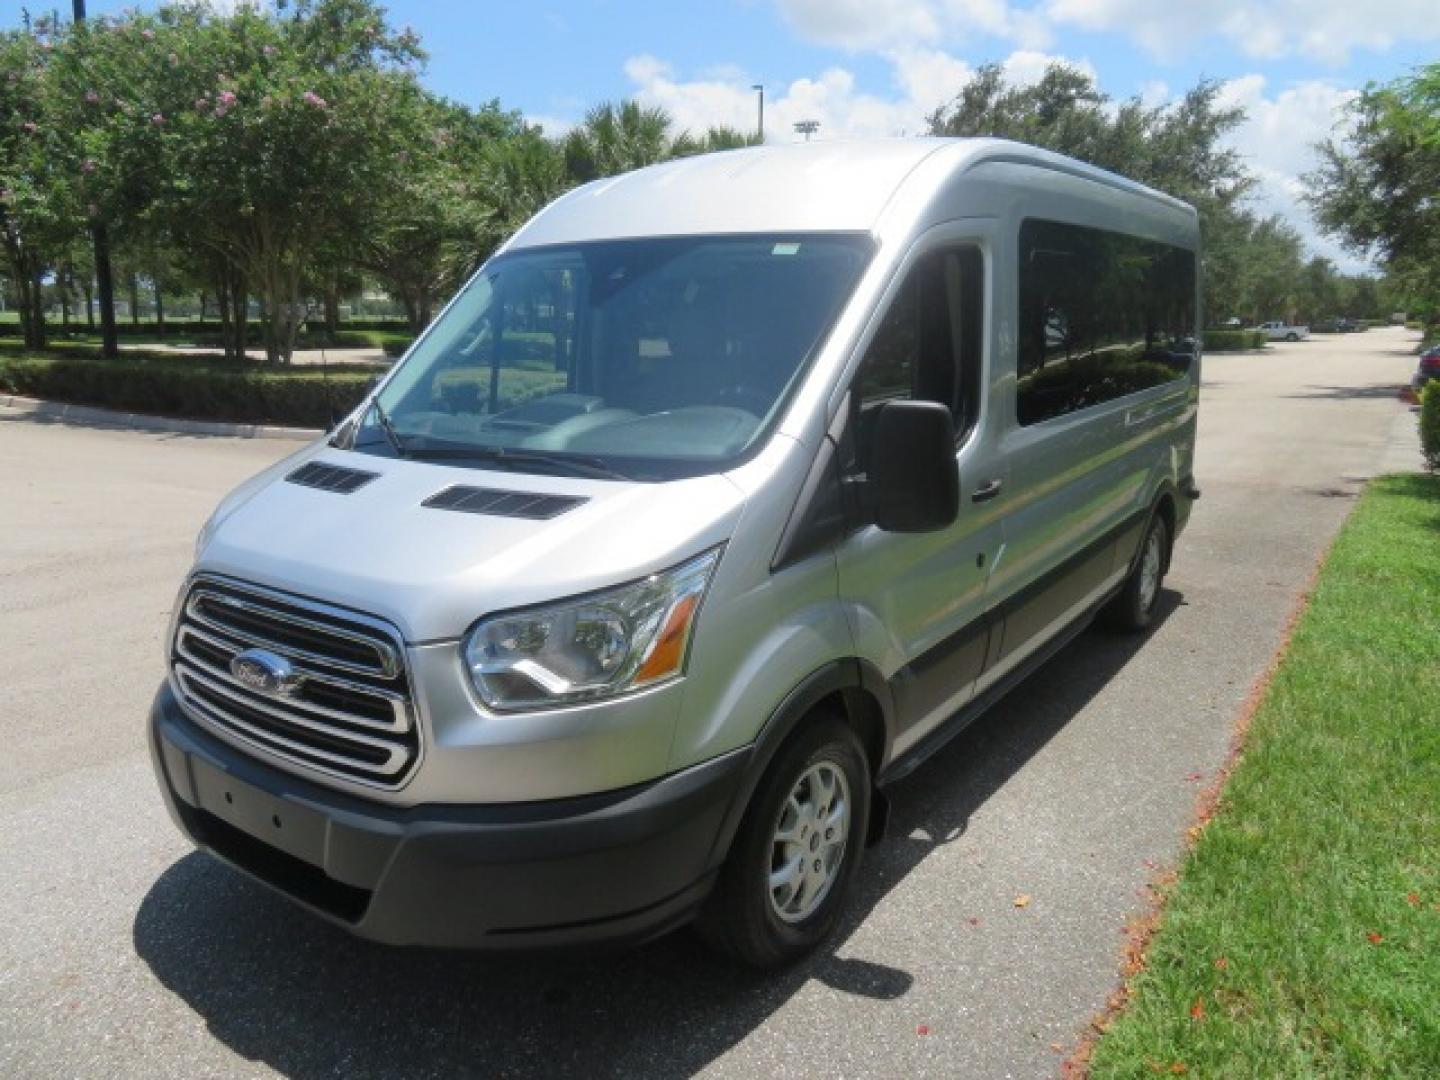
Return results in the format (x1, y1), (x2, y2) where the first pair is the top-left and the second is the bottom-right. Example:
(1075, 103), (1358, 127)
(703, 659), (896, 872)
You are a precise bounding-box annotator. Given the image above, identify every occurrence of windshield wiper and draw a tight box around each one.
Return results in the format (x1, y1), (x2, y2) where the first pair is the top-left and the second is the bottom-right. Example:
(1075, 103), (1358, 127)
(370, 399), (410, 459)
(410, 443), (631, 481)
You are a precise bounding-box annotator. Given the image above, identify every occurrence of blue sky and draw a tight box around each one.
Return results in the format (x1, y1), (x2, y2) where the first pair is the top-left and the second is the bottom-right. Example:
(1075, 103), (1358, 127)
(372, 1), (1428, 129)
(80, 1), (1438, 270)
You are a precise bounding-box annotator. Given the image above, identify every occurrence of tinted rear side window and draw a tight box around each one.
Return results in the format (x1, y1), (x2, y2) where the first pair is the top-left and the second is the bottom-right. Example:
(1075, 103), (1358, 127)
(1017, 219), (1196, 426)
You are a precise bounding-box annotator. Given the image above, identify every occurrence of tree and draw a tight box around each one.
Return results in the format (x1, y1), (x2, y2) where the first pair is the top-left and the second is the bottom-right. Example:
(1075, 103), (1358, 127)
(672, 124), (763, 156)
(1305, 63), (1440, 327)
(1241, 216), (1306, 322)
(1, 20), (85, 349)
(52, 0), (427, 363)
(563, 100), (676, 183)
(357, 96), (530, 331)
(928, 64), (1256, 323)
(475, 126), (569, 267)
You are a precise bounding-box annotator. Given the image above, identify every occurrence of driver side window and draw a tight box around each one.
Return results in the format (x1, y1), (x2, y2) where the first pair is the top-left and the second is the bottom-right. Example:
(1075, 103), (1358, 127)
(854, 246), (983, 442)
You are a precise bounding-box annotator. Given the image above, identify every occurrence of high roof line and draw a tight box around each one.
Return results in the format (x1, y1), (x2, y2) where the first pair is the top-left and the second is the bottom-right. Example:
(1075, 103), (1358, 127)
(504, 137), (1194, 252)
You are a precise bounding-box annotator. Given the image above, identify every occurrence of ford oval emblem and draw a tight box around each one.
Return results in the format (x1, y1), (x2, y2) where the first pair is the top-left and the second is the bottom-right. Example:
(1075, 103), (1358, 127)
(230, 648), (304, 697)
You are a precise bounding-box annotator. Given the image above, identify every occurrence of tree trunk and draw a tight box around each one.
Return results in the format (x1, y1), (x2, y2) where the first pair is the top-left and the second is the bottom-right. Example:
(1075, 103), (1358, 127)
(60, 267), (71, 329)
(82, 276), (95, 331)
(14, 272), (32, 347)
(198, 290), (208, 323)
(216, 274), (234, 360)
(154, 278), (165, 340)
(233, 285), (249, 362)
(20, 269), (46, 350)
(128, 272), (140, 327)
(323, 283), (340, 341)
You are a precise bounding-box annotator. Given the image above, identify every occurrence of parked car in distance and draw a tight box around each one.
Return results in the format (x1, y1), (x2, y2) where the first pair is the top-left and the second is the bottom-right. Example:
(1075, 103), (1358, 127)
(1255, 320), (1310, 342)
(1415, 344), (1440, 390)
(149, 137), (1201, 967)
(1311, 317), (1364, 334)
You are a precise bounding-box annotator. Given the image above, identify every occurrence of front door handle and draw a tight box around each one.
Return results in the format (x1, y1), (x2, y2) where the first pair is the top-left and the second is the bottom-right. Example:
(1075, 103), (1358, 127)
(972, 478), (1003, 503)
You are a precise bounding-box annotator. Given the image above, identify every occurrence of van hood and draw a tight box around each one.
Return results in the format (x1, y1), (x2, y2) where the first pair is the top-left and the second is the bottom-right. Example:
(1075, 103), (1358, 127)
(195, 447), (746, 642)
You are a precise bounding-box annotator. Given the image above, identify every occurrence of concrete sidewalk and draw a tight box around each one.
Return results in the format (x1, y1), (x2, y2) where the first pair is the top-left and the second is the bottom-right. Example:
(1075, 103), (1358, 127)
(1, 393), (321, 440)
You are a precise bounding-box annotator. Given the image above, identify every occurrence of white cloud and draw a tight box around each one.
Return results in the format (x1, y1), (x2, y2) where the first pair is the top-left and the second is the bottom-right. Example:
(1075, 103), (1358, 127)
(624, 48), (989, 141)
(200, 0), (274, 12)
(524, 113), (576, 138)
(621, 45), (1105, 143)
(1000, 49), (1094, 86)
(775, 0), (944, 50)
(1044, 0), (1440, 64)
(1139, 79), (1170, 106)
(615, 48), (1366, 268)
(775, 0), (1052, 51)
(1217, 75), (1366, 269)
(772, 1), (1439, 64)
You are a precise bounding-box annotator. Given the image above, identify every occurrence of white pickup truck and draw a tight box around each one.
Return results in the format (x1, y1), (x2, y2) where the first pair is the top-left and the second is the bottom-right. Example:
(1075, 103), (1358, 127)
(1255, 320), (1310, 342)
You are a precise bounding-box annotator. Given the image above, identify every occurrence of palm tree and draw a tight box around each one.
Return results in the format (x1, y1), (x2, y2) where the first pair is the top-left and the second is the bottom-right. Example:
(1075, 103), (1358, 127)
(671, 125), (763, 157)
(562, 101), (676, 183)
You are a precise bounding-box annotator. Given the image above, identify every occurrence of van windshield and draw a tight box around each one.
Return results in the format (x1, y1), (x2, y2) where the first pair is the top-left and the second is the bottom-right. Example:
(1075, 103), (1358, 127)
(351, 233), (873, 480)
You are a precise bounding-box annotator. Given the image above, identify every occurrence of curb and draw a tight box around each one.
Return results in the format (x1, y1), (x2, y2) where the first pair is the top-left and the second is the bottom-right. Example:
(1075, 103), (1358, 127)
(0, 393), (321, 440)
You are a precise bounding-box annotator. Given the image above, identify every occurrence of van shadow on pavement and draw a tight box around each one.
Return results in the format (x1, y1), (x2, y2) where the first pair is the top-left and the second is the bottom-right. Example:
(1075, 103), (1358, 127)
(1283, 382), (1409, 402)
(134, 592), (1182, 1080)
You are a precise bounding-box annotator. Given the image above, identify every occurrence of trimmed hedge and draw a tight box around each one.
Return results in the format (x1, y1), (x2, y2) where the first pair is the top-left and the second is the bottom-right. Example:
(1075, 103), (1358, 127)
(1421, 380), (1440, 472)
(1202, 329), (1267, 351)
(0, 353), (373, 427)
(0, 317), (413, 341)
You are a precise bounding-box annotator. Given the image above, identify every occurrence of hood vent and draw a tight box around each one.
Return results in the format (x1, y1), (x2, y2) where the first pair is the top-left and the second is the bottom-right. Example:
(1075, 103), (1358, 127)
(423, 485), (588, 520)
(286, 461), (380, 494)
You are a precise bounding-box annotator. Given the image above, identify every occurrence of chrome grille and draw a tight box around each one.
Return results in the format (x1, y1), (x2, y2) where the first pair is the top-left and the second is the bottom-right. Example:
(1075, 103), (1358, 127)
(170, 577), (419, 788)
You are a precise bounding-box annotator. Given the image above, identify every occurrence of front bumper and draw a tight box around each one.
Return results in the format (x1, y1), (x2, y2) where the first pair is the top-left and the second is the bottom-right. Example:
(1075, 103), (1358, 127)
(149, 683), (748, 949)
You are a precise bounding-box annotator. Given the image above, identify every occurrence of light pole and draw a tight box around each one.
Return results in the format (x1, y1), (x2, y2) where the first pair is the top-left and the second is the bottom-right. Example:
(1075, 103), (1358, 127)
(72, 0), (118, 359)
(751, 84), (764, 142)
(794, 119), (820, 142)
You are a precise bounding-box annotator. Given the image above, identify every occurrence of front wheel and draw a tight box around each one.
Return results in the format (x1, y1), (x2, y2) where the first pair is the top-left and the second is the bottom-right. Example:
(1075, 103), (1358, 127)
(1286, 332), (1299, 341)
(1102, 514), (1169, 632)
(697, 716), (870, 967)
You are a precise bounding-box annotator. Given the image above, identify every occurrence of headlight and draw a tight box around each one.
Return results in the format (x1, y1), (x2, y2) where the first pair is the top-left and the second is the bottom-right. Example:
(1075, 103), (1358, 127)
(463, 548), (721, 711)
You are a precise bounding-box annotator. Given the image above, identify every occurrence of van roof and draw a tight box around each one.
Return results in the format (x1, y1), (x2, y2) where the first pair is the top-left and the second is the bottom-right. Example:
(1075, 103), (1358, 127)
(504, 137), (1194, 250)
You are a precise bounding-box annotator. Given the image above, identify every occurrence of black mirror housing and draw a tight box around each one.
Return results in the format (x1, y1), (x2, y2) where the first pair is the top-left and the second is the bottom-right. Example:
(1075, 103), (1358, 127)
(867, 399), (959, 533)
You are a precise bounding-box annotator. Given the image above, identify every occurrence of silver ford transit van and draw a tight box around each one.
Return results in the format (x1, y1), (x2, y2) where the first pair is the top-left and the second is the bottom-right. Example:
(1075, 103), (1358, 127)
(150, 138), (1200, 967)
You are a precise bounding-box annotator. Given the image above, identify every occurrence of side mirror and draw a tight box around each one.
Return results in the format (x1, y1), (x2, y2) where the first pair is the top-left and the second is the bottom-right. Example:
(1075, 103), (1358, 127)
(866, 399), (959, 533)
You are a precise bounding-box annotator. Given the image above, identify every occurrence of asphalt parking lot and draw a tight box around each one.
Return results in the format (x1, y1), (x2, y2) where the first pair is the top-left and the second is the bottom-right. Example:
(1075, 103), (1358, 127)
(0, 328), (1423, 1078)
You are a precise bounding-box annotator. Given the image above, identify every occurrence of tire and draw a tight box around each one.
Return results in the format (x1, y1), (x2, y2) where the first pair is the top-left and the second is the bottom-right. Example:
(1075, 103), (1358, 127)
(697, 715), (871, 968)
(1102, 512), (1170, 632)
(1286, 332), (1299, 342)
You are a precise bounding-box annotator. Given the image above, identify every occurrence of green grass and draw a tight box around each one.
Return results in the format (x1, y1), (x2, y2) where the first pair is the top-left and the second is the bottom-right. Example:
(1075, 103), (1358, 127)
(1090, 474), (1440, 1077)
